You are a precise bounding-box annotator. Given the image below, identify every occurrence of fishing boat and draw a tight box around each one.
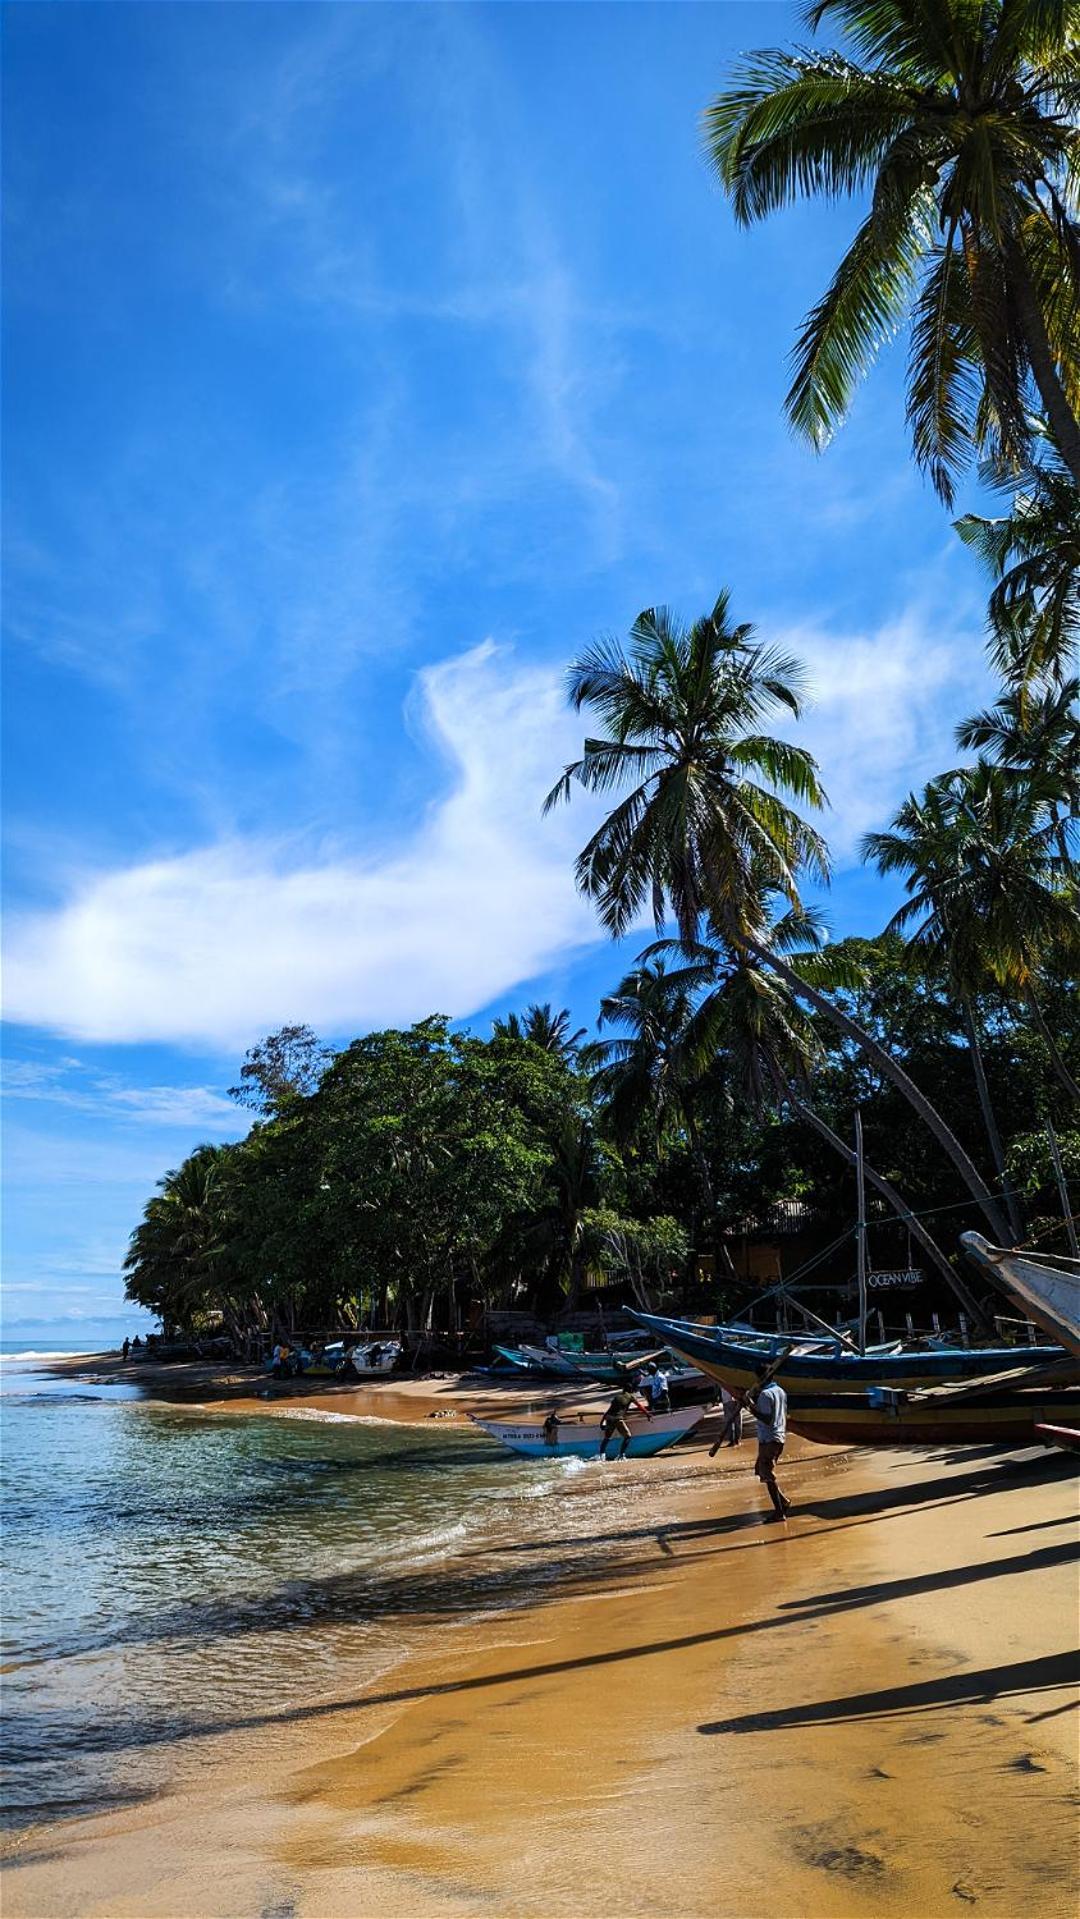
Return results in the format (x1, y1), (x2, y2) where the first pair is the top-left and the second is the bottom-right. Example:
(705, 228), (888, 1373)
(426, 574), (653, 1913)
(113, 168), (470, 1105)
(961, 1235), (1080, 1356)
(626, 1310), (1063, 1396)
(779, 1380), (1080, 1447)
(471, 1403), (704, 1459)
(491, 1343), (577, 1376)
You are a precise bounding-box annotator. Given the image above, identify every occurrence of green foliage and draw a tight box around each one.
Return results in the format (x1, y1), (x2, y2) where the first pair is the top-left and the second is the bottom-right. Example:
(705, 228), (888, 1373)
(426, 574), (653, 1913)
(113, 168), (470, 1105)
(704, 0), (1080, 500)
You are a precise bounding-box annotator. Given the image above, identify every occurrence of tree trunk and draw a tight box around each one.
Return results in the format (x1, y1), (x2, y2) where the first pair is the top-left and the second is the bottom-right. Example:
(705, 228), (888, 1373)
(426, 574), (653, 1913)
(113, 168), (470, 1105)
(1027, 991), (1080, 1104)
(1006, 233), (1080, 488)
(780, 1076), (997, 1335)
(961, 997), (1022, 1242)
(745, 937), (1013, 1243)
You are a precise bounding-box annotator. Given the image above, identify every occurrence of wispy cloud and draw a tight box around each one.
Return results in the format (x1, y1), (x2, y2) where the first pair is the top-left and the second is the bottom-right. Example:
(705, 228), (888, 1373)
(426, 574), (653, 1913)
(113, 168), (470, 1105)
(776, 606), (991, 864)
(3, 1059), (239, 1130)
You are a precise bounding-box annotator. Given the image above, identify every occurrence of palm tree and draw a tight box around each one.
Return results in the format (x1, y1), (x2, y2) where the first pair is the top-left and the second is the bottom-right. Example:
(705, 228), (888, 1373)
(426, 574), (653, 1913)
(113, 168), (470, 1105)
(123, 1145), (236, 1335)
(663, 913), (992, 1324)
(861, 777), (1024, 1234)
(547, 592), (1013, 1240)
(955, 454), (1080, 685)
(493, 1002), (587, 1060)
(704, 0), (1080, 500)
(865, 762), (1080, 1107)
(956, 676), (1080, 867)
(591, 959), (702, 1148)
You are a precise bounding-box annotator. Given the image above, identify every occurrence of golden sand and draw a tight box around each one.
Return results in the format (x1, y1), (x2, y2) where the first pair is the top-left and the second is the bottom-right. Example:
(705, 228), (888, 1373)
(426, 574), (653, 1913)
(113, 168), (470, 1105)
(3, 1402), (1077, 1919)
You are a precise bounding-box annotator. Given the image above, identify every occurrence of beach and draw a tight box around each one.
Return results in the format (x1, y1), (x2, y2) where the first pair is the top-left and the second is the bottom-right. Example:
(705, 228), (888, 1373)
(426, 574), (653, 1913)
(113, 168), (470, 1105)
(3, 1360), (1077, 1919)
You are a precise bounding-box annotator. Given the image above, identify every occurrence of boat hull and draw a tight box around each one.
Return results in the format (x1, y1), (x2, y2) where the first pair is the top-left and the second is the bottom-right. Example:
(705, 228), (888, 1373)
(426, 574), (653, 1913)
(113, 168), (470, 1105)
(471, 1405), (704, 1459)
(629, 1312), (1063, 1394)
(783, 1386), (1080, 1447)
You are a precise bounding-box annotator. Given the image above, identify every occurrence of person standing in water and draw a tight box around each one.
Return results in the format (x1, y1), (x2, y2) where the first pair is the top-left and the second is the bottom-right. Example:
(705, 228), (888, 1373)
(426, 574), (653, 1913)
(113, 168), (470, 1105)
(598, 1384), (649, 1460)
(745, 1365), (791, 1521)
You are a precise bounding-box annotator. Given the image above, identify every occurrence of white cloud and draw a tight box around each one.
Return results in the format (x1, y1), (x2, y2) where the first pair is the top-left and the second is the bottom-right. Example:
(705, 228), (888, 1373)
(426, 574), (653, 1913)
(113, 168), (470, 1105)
(777, 610), (991, 863)
(1, 614), (994, 1050)
(2, 644), (605, 1048)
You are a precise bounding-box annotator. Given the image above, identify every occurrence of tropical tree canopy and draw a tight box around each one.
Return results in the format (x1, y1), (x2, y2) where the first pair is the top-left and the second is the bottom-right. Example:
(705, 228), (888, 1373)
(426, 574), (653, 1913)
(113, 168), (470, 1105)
(704, 0), (1080, 500)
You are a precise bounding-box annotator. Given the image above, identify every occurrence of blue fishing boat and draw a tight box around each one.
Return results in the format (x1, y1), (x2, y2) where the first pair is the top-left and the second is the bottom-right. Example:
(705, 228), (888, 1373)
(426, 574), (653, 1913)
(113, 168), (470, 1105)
(627, 1310), (1065, 1396)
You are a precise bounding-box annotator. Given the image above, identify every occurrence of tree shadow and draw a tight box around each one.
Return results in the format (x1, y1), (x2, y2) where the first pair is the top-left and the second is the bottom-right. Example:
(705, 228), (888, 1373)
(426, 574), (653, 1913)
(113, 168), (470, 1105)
(697, 1649), (1079, 1735)
(472, 1448), (1077, 1562)
(12, 1540), (1075, 1765)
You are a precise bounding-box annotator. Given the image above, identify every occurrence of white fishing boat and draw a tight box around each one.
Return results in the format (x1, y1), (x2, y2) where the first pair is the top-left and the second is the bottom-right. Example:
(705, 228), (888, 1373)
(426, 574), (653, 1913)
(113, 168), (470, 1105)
(470, 1403), (704, 1459)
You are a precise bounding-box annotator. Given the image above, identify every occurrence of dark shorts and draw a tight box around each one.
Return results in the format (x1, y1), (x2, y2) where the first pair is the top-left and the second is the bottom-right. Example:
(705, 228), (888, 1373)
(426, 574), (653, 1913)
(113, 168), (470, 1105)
(755, 1440), (784, 1481)
(601, 1417), (631, 1442)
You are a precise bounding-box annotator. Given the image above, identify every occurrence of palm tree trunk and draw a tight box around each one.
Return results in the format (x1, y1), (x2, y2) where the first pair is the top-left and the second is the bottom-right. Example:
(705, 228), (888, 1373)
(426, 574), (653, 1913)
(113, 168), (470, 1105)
(961, 997), (1022, 1242)
(778, 1074), (996, 1335)
(1027, 991), (1080, 1104)
(745, 937), (1013, 1242)
(1005, 234), (1080, 489)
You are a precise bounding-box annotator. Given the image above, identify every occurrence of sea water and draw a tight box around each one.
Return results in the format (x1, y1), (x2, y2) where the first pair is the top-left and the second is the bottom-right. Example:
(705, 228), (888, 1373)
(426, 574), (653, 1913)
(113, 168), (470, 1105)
(0, 1359), (580, 1831)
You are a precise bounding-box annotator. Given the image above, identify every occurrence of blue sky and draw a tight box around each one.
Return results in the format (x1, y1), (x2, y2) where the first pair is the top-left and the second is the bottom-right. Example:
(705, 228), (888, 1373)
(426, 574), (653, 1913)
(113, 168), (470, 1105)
(3, 2), (996, 1340)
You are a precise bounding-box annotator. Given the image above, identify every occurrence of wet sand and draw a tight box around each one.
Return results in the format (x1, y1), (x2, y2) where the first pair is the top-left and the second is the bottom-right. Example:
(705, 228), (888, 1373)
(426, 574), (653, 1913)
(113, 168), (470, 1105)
(4, 1428), (1077, 1919)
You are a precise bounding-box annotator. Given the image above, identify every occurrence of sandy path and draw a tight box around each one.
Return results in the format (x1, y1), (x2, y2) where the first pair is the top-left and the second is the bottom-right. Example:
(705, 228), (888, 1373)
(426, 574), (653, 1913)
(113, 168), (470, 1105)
(3, 1440), (1077, 1919)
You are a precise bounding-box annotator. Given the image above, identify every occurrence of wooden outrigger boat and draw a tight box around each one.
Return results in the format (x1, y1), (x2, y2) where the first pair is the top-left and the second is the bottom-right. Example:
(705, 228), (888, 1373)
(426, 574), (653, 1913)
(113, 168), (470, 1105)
(627, 1311), (1063, 1396)
(470, 1404), (704, 1459)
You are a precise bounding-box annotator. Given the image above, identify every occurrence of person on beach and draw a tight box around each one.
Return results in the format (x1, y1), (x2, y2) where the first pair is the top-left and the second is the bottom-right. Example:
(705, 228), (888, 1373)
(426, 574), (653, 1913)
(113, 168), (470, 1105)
(122, 1338), (130, 1362)
(598, 1384), (650, 1460)
(542, 1408), (561, 1447)
(746, 1366), (791, 1521)
(721, 1382), (742, 1445)
(643, 1361), (672, 1414)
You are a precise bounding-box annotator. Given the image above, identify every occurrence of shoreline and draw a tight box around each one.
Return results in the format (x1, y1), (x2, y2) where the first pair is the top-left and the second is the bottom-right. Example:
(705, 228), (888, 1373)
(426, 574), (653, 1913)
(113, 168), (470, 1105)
(3, 1399), (1077, 1917)
(33, 1349), (692, 1424)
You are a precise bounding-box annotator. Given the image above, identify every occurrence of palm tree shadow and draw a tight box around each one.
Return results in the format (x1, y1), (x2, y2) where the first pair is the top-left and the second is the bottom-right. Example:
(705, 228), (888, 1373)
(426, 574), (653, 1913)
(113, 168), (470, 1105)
(697, 1649), (1079, 1735)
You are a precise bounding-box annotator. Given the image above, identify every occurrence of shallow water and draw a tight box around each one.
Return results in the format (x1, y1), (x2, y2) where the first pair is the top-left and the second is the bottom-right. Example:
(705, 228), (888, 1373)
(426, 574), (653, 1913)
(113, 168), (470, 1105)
(0, 1363), (582, 1830)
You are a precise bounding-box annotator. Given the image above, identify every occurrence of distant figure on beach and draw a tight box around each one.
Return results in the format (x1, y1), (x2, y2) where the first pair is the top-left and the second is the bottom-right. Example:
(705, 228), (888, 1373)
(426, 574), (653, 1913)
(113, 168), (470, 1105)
(598, 1384), (649, 1461)
(746, 1366), (791, 1522)
(122, 1338), (130, 1362)
(542, 1408), (561, 1447)
(131, 1335), (142, 1353)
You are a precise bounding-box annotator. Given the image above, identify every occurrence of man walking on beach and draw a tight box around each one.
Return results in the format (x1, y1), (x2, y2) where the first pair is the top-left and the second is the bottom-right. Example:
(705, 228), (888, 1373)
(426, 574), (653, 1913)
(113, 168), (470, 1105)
(745, 1365), (791, 1522)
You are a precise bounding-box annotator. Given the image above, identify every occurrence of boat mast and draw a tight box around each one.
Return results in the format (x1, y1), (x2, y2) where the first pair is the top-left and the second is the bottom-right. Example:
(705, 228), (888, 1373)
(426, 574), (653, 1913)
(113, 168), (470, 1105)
(855, 1108), (868, 1355)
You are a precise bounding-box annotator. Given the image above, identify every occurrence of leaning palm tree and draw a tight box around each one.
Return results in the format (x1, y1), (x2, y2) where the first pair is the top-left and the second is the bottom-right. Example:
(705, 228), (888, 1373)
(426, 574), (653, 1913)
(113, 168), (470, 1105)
(657, 910), (992, 1324)
(861, 777), (1025, 1234)
(865, 762), (1080, 1105)
(705, 0), (1080, 500)
(955, 452), (1080, 685)
(546, 592), (1013, 1241)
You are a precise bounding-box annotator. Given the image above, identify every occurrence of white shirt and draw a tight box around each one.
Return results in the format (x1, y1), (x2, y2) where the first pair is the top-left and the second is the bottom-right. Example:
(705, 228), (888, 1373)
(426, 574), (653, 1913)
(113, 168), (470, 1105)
(754, 1383), (787, 1445)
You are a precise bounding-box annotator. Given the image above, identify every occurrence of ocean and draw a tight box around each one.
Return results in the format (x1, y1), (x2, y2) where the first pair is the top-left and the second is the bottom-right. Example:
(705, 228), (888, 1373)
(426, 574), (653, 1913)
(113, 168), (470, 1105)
(0, 1356), (584, 1833)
